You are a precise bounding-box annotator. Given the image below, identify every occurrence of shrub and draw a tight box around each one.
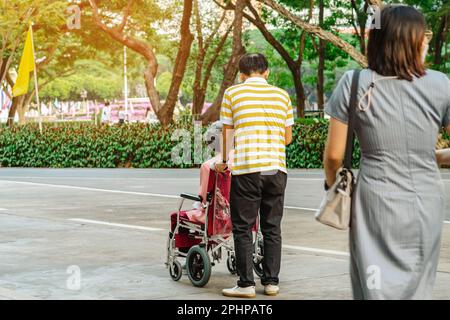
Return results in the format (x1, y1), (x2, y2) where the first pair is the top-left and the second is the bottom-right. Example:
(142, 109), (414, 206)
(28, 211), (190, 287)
(286, 118), (361, 169)
(0, 123), (191, 168)
(0, 120), (448, 168)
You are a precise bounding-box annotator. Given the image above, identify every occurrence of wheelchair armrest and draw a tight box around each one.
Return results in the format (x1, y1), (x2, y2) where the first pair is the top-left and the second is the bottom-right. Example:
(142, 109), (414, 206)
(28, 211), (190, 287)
(180, 193), (203, 202)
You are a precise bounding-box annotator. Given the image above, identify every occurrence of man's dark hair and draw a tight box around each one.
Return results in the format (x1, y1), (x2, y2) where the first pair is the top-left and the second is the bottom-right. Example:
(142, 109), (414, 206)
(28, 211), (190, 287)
(239, 53), (269, 75)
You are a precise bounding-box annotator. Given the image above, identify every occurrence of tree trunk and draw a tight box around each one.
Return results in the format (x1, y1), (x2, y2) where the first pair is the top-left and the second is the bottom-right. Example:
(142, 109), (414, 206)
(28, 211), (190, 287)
(89, 0), (194, 127)
(192, 5), (229, 118)
(17, 91), (35, 125)
(192, 79), (205, 117)
(7, 95), (25, 127)
(143, 63), (162, 119)
(192, 0), (205, 117)
(351, 0), (369, 56)
(0, 57), (9, 84)
(192, 50), (205, 117)
(17, 102), (28, 125)
(0, 55), (15, 87)
(7, 90), (35, 126)
(292, 67), (305, 118)
(192, 29), (230, 118)
(433, 14), (448, 67)
(317, 44), (325, 110)
(201, 0), (245, 124)
(317, 0), (325, 110)
(159, 0), (194, 125)
(359, 1), (369, 56)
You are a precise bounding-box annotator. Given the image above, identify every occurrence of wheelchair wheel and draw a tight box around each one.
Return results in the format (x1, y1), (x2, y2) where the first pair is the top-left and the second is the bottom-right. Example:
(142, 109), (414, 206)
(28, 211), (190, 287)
(186, 245), (211, 287)
(253, 239), (264, 278)
(226, 253), (237, 275)
(169, 260), (182, 281)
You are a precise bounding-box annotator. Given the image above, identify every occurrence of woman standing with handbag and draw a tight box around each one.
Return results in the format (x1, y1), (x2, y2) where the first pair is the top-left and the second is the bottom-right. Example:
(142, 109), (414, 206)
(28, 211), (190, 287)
(323, 5), (450, 299)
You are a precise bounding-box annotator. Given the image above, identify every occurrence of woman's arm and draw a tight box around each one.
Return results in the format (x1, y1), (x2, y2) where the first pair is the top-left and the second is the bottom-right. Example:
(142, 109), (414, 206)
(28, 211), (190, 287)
(436, 125), (450, 166)
(324, 118), (348, 188)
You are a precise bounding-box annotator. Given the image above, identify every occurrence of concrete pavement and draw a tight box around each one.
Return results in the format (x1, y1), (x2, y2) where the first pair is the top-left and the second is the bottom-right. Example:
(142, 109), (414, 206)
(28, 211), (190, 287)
(1, 168), (449, 300)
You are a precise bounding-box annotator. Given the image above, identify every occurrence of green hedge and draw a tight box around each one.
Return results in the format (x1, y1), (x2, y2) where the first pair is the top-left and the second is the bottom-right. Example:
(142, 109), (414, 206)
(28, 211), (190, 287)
(0, 123), (192, 168)
(287, 118), (361, 169)
(0, 120), (447, 168)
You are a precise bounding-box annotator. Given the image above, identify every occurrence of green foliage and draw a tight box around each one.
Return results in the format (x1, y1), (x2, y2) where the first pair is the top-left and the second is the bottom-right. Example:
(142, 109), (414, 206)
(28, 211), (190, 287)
(182, 29), (233, 104)
(39, 60), (122, 101)
(246, 2), (359, 105)
(1, 120), (449, 169)
(0, 123), (192, 168)
(0, 120), (330, 169)
(246, 0), (449, 108)
(286, 118), (360, 169)
(444, 131), (450, 140)
(156, 71), (173, 100)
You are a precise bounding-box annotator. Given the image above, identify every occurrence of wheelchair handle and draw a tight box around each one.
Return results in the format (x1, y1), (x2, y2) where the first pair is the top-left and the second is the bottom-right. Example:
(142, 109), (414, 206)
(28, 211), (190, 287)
(180, 193), (203, 203)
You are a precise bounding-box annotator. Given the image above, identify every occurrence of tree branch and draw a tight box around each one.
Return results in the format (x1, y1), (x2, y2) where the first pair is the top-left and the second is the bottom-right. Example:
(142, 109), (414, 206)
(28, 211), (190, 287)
(88, 0), (163, 118)
(296, 0), (314, 66)
(254, 0), (368, 66)
(204, 10), (227, 52)
(202, 0), (245, 123)
(350, 0), (361, 38)
(117, 0), (133, 32)
(88, 0), (157, 67)
(245, 0), (297, 67)
(202, 25), (232, 91)
(194, 0), (204, 51)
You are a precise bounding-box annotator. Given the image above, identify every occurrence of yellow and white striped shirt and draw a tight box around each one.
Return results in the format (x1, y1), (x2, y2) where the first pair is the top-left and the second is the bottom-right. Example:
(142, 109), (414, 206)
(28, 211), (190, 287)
(220, 77), (294, 175)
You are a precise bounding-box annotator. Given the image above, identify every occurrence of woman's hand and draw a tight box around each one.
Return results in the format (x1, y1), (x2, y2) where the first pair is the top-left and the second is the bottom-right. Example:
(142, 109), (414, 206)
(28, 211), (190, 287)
(436, 149), (450, 166)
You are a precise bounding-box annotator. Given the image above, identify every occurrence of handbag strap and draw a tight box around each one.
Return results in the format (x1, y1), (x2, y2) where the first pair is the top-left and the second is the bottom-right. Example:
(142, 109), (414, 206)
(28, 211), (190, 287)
(343, 70), (361, 169)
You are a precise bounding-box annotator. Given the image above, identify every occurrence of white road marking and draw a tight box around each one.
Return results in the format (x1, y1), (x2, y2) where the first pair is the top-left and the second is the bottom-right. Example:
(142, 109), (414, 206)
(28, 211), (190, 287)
(288, 178), (324, 181)
(284, 206), (317, 212)
(0, 287), (38, 300)
(282, 245), (350, 257)
(68, 218), (450, 256)
(2, 180), (449, 224)
(0, 179), (320, 212)
(71, 218), (348, 257)
(0, 180), (179, 199)
(68, 218), (164, 231)
(0, 208), (8, 211)
(0, 176), (198, 180)
(289, 177), (450, 182)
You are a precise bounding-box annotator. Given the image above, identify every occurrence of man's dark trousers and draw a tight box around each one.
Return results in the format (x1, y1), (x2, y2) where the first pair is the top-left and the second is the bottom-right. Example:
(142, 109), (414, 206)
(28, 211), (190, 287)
(230, 170), (287, 287)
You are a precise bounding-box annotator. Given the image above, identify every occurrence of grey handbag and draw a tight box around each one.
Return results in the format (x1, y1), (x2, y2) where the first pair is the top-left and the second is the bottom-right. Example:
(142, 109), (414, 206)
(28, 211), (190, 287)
(315, 70), (360, 230)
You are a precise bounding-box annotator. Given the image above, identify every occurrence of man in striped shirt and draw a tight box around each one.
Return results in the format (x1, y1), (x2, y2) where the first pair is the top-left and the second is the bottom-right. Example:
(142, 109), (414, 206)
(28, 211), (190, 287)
(218, 53), (294, 298)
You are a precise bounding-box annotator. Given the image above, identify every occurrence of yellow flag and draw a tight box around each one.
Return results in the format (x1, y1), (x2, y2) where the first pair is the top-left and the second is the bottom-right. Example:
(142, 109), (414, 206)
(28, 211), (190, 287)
(12, 25), (35, 97)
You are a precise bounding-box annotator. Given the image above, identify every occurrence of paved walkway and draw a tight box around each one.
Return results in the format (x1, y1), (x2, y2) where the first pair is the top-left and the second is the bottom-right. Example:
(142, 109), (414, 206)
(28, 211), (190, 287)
(0, 169), (449, 299)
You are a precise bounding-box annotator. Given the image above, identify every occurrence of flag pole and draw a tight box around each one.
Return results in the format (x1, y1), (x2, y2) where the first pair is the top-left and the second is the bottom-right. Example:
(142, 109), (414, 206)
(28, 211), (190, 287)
(124, 46), (128, 120)
(29, 23), (42, 134)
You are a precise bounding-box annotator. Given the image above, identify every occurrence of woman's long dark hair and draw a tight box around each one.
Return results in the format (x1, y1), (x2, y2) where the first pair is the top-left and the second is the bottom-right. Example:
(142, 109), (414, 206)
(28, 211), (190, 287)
(367, 5), (427, 81)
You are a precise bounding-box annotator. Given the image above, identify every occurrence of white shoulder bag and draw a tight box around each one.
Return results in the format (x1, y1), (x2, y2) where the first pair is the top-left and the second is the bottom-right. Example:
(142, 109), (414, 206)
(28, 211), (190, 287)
(315, 70), (360, 230)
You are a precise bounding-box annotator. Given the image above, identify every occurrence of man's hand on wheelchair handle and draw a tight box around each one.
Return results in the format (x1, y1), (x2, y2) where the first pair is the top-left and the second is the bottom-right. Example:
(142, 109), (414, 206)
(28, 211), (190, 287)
(214, 162), (228, 173)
